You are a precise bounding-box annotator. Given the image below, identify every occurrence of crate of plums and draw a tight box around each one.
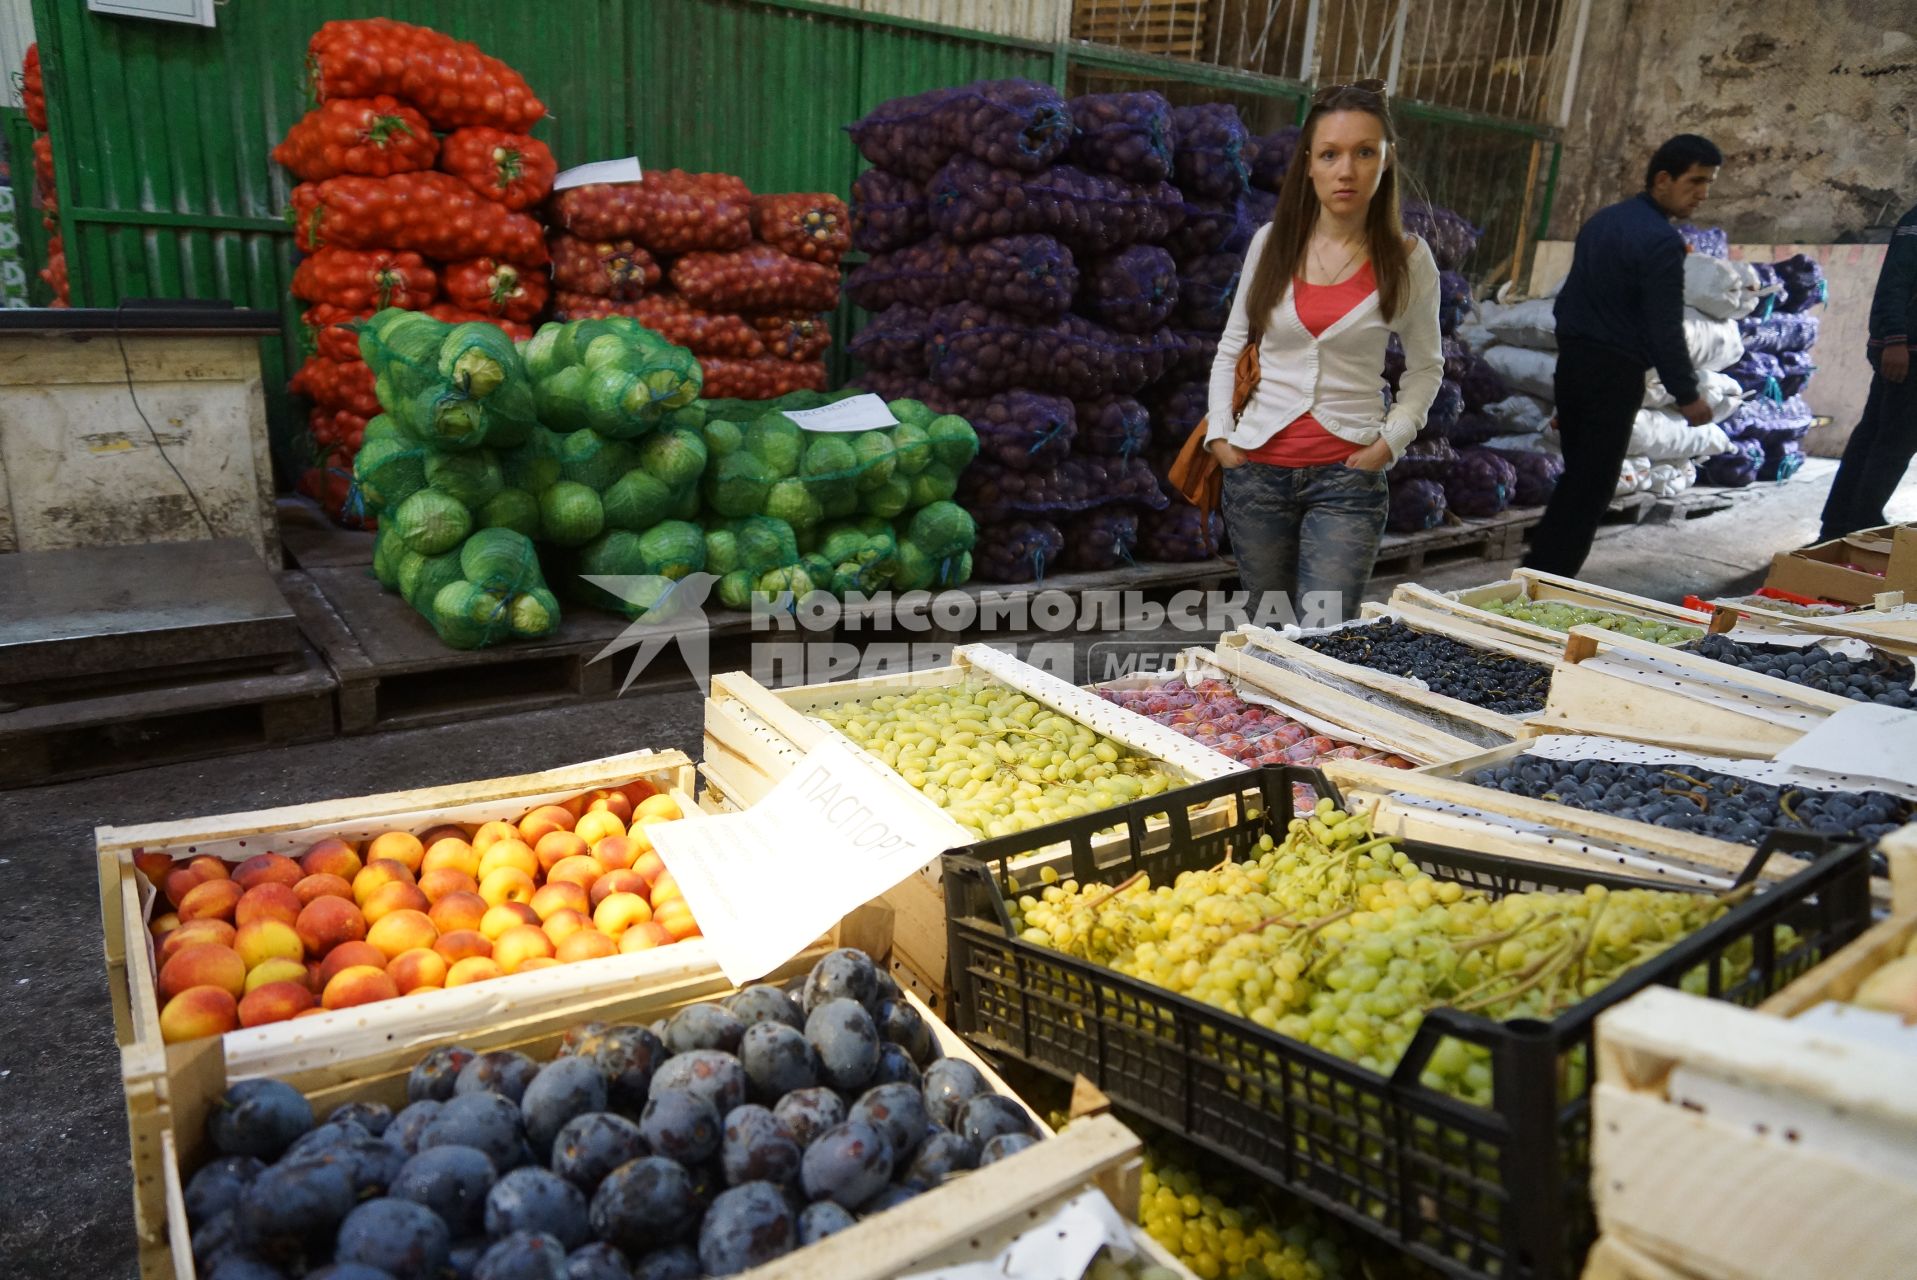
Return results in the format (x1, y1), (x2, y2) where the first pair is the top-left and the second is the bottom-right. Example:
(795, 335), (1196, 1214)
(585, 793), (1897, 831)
(941, 765), (1872, 1279)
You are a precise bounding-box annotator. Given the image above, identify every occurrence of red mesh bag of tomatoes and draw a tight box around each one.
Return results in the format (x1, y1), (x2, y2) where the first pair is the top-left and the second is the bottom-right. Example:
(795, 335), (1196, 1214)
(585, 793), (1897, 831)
(307, 18), (545, 132)
(438, 128), (556, 211)
(291, 173), (548, 265)
(751, 193), (851, 267)
(31, 135), (54, 201)
(549, 171), (754, 256)
(699, 357), (828, 400)
(300, 451), (374, 530)
(424, 304), (534, 343)
(303, 307), (373, 363)
(40, 237), (67, 306)
(308, 407), (369, 451)
(671, 244), (841, 315)
(549, 234), (661, 300)
(751, 313), (834, 363)
(21, 44), (45, 133)
(628, 293), (766, 359)
(441, 258), (549, 323)
(291, 248), (438, 312)
(289, 355), (379, 418)
(273, 97), (437, 182)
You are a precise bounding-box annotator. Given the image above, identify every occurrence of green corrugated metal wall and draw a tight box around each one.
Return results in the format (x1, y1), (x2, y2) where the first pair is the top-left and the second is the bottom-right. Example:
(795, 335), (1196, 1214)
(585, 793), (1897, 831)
(28, 0), (1049, 479)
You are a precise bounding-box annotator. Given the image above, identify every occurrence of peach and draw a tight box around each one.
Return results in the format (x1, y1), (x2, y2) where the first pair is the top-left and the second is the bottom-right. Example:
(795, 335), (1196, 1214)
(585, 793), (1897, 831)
(422, 839), (480, 879)
(244, 958), (310, 995)
(561, 794), (590, 819)
(163, 867), (210, 910)
(299, 837), (361, 881)
(479, 866), (537, 909)
(434, 930), (493, 964)
(187, 855), (231, 882)
(518, 805), (575, 844)
(362, 881), (431, 925)
(480, 902), (540, 940)
(534, 831), (590, 874)
(160, 918), (236, 965)
(547, 856), (605, 894)
(540, 909), (592, 945)
(388, 948), (449, 994)
(367, 909), (438, 961)
(592, 835), (638, 873)
(648, 874), (683, 908)
(618, 778), (659, 805)
(367, 831), (425, 874)
(445, 956), (503, 987)
(353, 858), (417, 906)
(515, 957), (561, 973)
(635, 794), (682, 823)
(593, 892), (654, 937)
(655, 899), (699, 942)
(179, 878), (245, 923)
(494, 924), (556, 974)
(160, 986), (240, 1043)
(235, 883), (303, 929)
(294, 1007), (332, 1020)
(318, 941), (387, 989)
(134, 852), (176, 884)
(304, 961), (325, 993)
(585, 789), (635, 823)
(159, 943), (248, 1001)
(591, 869), (648, 909)
(232, 853), (303, 891)
(150, 912), (182, 939)
(471, 820), (520, 854)
(323, 965), (399, 1010)
(631, 851), (666, 887)
(429, 891), (488, 936)
(295, 873), (356, 906)
(418, 867), (479, 905)
(574, 811), (626, 847)
(529, 881), (590, 922)
(233, 919), (304, 971)
(619, 922), (673, 954)
(419, 823), (471, 849)
(477, 840), (538, 883)
(556, 930), (619, 964)
(410, 984), (444, 994)
(296, 896), (367, 956)
(238, 980), (315, 1028)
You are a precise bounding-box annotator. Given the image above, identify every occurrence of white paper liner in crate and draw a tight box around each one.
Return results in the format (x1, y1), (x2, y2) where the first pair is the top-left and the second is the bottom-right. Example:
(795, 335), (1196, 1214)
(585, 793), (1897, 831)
(900, 1190), (1140, 1280)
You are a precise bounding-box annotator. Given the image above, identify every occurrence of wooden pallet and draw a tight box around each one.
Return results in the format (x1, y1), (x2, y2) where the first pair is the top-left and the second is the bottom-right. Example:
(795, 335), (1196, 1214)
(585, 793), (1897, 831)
(0, 640), (335, 787)
(1371, 505), (1544, 577)
(1072, 0), (1207, 56)
(274, 493), (374, 570)
(1391, 567), (1711, 654)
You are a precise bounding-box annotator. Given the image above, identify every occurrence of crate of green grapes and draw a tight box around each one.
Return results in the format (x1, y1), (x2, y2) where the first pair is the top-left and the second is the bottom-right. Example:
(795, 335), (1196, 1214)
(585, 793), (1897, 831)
(1391, 569), (1710, 656)
(942, 765), (1871, 1280)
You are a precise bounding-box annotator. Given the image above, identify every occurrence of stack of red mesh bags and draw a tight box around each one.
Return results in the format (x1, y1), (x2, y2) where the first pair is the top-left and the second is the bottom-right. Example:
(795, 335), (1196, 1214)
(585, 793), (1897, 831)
(279, 18), (555, 526)
(20, 45), (67, 306)
(547, 173), (846, 399)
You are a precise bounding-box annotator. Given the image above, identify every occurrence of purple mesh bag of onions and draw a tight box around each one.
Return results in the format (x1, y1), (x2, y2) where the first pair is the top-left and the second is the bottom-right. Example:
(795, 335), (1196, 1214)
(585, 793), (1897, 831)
(1697, 439), (1761, 487)
(1760, 438), (1806, 481)
(972, 518), (1066, 583)
(1163, 196), (1243, 260)
(847, 79), (1071, 181)
(1482, 447), (1564, 505)
(1726, 351), (1785, 397)
(927, 301), (1174, 398)
(1438, 271), (1472, 336)
(1679, 224), (1729, 258)
(1773, 253), (1826, 313)
(927, 157), (1181, 255)
(850, 235), (1078, 319)
(1058, 508), (1140, 572)
(1383, 335), (1405, 390)
(847, 303), (930, 374)
(1457, 353), (1508, 411)
(1165, 329), (1219, 381)
(845, 240), (956, 312)
(1066, 92), (1176, 184)
(1170, 103), (1251, 200)
(1738, 312), (1819, 354)
(1073, 395), (1151, 457)
(1249, 127), (1299, 193)
(848, 369), (941, 404)
(1425, 380), (1465, 435)
(1440, 411), (1504, 447)
(1393, 436), (1458, 482)
(1139, 501), (1225, 561)
(1776, 349), (1817, 396)
(1387, 476), (1448, 532)
(1148, 380), (1209, 450)
(1079, 244), (1180, 333)
(1403, 203), (1481, 273)
(1441, 447), (1517, 518)
(1175, 252), (1242, 330)
(960, 455), (1169, 516)
(851, 169), (930, 254)
(954, 390), (1076, 471)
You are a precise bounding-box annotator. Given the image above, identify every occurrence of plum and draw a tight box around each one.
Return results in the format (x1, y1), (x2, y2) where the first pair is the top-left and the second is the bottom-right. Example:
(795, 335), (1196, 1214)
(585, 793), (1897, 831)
(556, 1022), (610, 1058)
(590, 1157), (702, 1253)
(723, 985), (803, 1031)
(698, 1181), (795, 1276)
(209, 1079), (314, 1160)
(980, 1133), (1038, 1164)
(236, 1156), (356, 1261)
(739, 1022), (820, 1100)
(720, 1105), (802, 1187)
(207, 1259), (289, 1280)
(850, 1083), (929, 1162)
(334, 1197), (451, 1280)
(387, 1101), (443, 1155)
(629, 1244), (700, 1280)
(795, 1199), (856, 1245)
(329, 1101), (395, 1137)
(586, 1025), (663, 1112)
(958, 1095), (1034, 1148)
(550, 1112), (647, 1193)
(455, 1050), (540, 1104)
(473, 1231), (567, 1280)
(640, 1090), (720, 1164)
(564, 1242), (632, 1280)
(520, 1056), (609, 1159)
(802, 949), (880, 1014)
(920, 1059), (988, 1130)
(419, 1091), (526, 1173)
(800, 1120), (893, 1209)
(647, 1049), (746, 1116)
(858, 1184), (921, 1214)
(287, 1120), (369, 1161)
(486, 1167), (590, 1250)
(391, 1144), (496, 1236)
(869, 1043), (922, 1089)
(308, 1265), (398, 1280)
(408, 1045), (477, 1103)
(772, 1087), (846, 1148)
(805, 999), (880, 1091)
(904, 1130), (976, 1187)
(337, 1133), (408, 1198)
(664, 1002), (747, 1055)
(185, 1155), (265, 1225)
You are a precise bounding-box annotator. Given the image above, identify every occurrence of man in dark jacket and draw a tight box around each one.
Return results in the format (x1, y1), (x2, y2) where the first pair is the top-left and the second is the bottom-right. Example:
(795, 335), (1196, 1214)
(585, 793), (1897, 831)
(1819, 203), (1916, 540)
(1524, 135), (1722, 577)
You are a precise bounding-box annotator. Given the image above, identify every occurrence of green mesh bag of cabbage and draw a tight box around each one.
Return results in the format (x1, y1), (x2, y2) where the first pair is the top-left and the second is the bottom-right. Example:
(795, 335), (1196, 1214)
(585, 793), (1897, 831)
(523, 316), (703, 439)
(372, 527), (560, 649)
(359, 308), (537, 451)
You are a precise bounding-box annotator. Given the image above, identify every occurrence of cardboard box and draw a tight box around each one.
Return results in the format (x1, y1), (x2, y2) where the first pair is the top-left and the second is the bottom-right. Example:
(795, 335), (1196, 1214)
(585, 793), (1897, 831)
(1765, 524), (1917, 605)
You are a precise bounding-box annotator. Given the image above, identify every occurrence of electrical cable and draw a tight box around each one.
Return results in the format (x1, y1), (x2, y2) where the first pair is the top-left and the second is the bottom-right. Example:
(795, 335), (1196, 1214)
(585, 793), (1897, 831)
(116, 300), (216, 536)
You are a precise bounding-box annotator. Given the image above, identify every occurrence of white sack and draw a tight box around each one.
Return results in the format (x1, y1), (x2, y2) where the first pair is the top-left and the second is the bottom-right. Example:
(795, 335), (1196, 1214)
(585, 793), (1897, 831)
(1483, 393), (1553, 435)
(1648, 460), (1698, 497)
(1628, 407), (1733, 462)
(1482, 344), (1558, 400)
(1484, 297), (1558, 351)
(1644, 368), (1744, 419)
(1684, 255), (1766, 322)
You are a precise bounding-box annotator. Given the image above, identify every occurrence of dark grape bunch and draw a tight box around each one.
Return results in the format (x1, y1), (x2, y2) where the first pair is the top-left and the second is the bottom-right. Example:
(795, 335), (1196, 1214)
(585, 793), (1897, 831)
(1473, 754), (1913, 845)
(1292, 620), (1552, 714)
(1689, 634), (1917, 709)
(181, 949), (1038, 1280)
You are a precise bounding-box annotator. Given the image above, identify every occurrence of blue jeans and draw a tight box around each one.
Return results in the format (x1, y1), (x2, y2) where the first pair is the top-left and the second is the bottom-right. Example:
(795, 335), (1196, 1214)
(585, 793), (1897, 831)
(1221, 460), (1388, 625)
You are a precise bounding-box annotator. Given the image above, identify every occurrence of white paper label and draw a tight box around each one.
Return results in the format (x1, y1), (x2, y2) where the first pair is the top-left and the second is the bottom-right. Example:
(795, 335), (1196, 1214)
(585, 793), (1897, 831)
(649, 737), (956, 984)
(553, 156), (644, 191)
(783, 394), (899, 433)
(1773, 703), (1917, 791)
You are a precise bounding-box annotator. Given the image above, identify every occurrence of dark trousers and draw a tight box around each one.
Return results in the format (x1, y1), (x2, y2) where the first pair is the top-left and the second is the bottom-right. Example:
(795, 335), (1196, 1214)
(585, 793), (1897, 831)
(1819, 356), (1916, 541)
(1522, 339), (1647, 578)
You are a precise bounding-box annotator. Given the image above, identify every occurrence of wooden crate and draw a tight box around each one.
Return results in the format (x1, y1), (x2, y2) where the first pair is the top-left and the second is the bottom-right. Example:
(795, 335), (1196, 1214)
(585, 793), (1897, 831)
(1221, 615), (1551, 750)
(1072, 0), (1207, 57)
(1390, 568), (1710, 655)
(1704, 589), (1917, 658)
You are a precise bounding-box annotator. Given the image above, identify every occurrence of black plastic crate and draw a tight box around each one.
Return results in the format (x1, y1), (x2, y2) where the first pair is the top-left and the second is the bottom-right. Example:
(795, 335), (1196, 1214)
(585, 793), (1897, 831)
(942, 766), (1871, 1280)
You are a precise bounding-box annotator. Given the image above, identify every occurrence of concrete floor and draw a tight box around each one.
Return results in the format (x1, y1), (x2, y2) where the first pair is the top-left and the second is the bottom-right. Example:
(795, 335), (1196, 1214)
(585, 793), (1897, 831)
(2, 460), (1910, 1277)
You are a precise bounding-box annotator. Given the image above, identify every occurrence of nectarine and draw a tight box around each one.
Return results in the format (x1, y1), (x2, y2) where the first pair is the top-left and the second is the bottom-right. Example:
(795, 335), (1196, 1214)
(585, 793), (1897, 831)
(585, 788), (634, 823)
(428, 891), (488, 935)
(233, 919), (304, 972)
(234, 883), (303, 929)
(362, 880), (431, 925)
(160, 986), (240, 1043)
(547, 856), (605, 893)
(654, 899), (699, 942)
(298, 837), (361, 881)
(518, 805), (575, 844)
(238, 980), (315, 1028)
(388, 948), (449, 994)
(635, 794), (682, 823)
(134, 852), (176, 885)
(318, 940), (387, 989)
(494, 924), (556, 974)
(418, 823), (470, 849)
(540, 909), (592, 944)
(471, 820), (519, 854)
(178, 878), (245, 923)
(479, 866), (537, 909)
(243, 958), (309, 995)
(574, 811), (625, 846)
(352, 858), (417, 907)
(367, 909), (437, 961)
(529, 881), (590, 922)
(150, 912), (181, 939)
(648, 874), (683, 908)
(417, 867), (478, 906)
(591, 869), (648, 909)
(593, 893), (654, 938)
(515, 956), (561, 972)
(592, 835), (638, 873)
(159, 943), (248, 1001)
(232, 853), (303, 891)
(322, 965), (399, 1010)
(619, 921), (673, 954)
(421, 838), (479, 879)
(366, 831), (425, 874)
(631, 851), (666, 887)
(159, 918), (236, 965)
(186, 855), (231, 882)
(480, 902), (540, 940)
(556, 930), (618, 964)
(295, 895), (367, 956)
(434, 930), (493, 964)
(534, 831), (589, 874)
(445, 956), (502, 987)
(294, 873), (355, 906)
(477, 840), (538, 883)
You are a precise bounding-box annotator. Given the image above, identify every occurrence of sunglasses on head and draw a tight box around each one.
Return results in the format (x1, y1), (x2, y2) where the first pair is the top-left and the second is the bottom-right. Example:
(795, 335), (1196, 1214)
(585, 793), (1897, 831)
(1312, 78), (1388, 105)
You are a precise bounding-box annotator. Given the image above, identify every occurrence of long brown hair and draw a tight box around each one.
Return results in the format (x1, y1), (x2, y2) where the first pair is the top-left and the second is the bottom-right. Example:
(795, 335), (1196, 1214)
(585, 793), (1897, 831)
(1243, 84), (1412, 330)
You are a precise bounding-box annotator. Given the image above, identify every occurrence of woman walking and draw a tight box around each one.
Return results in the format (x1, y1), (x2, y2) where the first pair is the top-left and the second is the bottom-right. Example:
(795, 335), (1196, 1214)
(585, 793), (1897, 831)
(1206, 80), (1443, 623)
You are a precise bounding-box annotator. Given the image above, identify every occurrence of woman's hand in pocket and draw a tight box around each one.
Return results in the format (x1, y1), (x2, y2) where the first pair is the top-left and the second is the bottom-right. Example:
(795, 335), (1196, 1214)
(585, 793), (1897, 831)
(1209, 439), (1250, 470)
(1344, 440), (1393, 472)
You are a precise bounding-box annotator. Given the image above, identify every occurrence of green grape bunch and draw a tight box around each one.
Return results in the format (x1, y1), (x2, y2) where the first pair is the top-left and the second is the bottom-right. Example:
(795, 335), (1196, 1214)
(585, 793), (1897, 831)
(815, 680), (1176, 838)
(1477, 597), (1703, 645)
